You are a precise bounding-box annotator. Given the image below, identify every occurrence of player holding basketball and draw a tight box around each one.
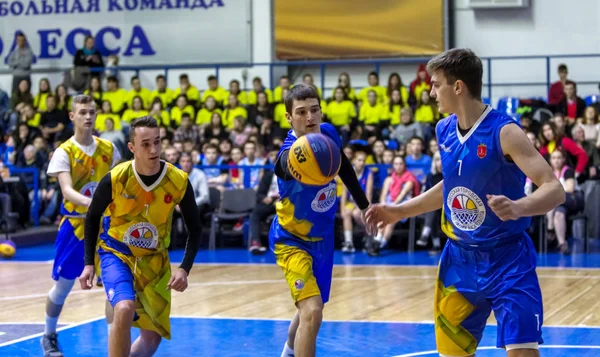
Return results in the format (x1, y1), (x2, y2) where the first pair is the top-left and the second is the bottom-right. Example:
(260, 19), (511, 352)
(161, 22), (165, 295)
(41, 95), (121, 357)
(271, 84), (376, 357)
(79, 116), (201, 357)
(366, 49), (565, 357)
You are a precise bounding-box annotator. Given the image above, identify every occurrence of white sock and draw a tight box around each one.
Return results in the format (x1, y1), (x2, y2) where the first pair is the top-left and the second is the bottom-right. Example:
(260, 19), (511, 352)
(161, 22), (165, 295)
(375, 233), (383, 242)
(45, 315), (58, 335)
(107, 323), (112, 335)
(281, 342), (294, 357)
(420, 227), (431, 239)
(432, 237), (441, 248)
(344, 231), (353, 243)
(380, 238), (388, 249)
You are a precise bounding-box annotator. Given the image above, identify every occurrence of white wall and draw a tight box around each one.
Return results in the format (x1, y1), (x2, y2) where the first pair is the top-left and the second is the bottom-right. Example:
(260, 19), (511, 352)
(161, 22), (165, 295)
(454, 0), (600, 105)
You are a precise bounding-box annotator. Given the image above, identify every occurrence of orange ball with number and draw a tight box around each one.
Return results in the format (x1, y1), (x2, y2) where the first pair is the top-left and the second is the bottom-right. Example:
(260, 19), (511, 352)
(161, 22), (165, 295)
(287, 133), (341, 186)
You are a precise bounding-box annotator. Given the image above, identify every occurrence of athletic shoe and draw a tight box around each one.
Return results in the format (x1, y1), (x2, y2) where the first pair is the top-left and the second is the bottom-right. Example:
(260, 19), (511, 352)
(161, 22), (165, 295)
(341, 241), (355, 253)
(41, 333), (63, 357)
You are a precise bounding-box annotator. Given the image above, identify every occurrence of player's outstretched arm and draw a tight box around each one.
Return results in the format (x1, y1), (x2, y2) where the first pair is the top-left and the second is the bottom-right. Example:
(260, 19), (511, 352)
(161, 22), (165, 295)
(171, 179), (202, 292)
(491, 124), (565, 220)
(80, 173), (113, 290)
(366, 180), (444, 228)
(57, 172), (93, 208)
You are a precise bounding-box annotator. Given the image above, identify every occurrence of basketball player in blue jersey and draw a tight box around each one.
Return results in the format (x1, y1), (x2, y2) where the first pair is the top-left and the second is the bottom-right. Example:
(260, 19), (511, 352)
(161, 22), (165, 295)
(366, 49), (565, 357)
(271, 84), (376, 357)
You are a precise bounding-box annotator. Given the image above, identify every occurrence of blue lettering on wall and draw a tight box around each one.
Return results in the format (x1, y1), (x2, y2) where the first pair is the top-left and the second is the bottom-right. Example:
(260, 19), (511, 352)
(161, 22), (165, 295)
(123, 25), (155, 56)
(65, 27), (91, 56)
(96, 27), (121, 56)
(38, 29), (63, 59)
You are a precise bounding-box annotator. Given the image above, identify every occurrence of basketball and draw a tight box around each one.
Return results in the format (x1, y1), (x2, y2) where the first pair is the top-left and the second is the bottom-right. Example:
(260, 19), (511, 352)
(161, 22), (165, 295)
(288, 133), (341, 186)
(0, 239), (16, 259)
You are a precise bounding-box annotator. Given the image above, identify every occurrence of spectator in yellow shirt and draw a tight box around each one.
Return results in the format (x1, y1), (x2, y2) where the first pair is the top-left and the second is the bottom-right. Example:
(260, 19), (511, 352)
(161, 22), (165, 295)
(121, 96), (149, 125)
(386, 73), (409, 107)
(224, 79), (248, 106)
(55, 84), (72, 112)
(273, 88), (289, 130)
(338, 72), (357, 103)
(326, 87), (356, 145)
(150, 74), (174, 109)
(34, 78), (52, 112)
(303, 73), (322, 98)
(96, 101), (121, 132)
(196, 96), (222, 127)
(358, 72), (387, 106)
(222, 93), (248, 129)
(247, 77), (273, 105)
(84, 76), (103, 106)
(101, 76), (127, 114)
(273, 75), (291, 103)
(148, 98), (170, 128)
(127, 75), (151, 109)
(173, 73), (201, 108)
(170, 94), (196, 128)
(359, 90), (387, 139)
(414, 90), (439, 142)
(202, 75), (227, 107)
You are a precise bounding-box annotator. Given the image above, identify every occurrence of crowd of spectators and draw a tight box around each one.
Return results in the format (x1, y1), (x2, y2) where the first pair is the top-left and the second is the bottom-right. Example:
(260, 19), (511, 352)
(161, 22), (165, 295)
(0, 37), (598, 256)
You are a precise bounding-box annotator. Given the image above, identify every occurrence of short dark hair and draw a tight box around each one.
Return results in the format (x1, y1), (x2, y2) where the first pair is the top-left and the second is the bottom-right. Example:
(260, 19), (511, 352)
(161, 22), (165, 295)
(409, 136), (425, 146)
(106, 75), (118, 84)
(558, 64), (568, 72)
(427, 48), (483, 100)
(204, 143), (219, 152)
(207, 75), (217, 82)
(131, 75), (139, 83)
(181, 113), (191, 120)
(564, 80), (576, 89)
(368, 71), (378, 78)
(71, 95), (95, 111)
(156, 75), (165, 81)
(180, 74), (189, 81)
(284, 84), (320, 113)
(129, 116), (158, 143)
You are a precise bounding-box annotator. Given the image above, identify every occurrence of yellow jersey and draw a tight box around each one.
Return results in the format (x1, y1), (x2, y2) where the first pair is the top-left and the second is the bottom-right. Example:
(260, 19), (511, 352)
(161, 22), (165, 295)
(99, 161), (188, 257)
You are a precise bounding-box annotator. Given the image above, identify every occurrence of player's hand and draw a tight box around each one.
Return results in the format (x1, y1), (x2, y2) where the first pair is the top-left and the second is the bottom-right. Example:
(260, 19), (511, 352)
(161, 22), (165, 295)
(79, 265), (95, 290)
(167, 268), (188, 292)
(361, 205), (377, 236)
(365, 204), (405, 230)
(486, 194), (523, 221)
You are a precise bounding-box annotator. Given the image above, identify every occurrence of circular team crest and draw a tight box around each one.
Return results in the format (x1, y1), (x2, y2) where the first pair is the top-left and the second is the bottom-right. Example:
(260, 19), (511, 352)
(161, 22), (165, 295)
(123, 222), (159, 250)
(447, 186), (486, 231)
(294, 279), (305, 290)
(80, 182), (98, 197)
(311, 183), (337, 213)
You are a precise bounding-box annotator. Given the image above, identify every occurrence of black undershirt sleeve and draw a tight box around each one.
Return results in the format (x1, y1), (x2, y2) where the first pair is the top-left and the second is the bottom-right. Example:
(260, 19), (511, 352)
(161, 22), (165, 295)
(84, 173), (113, 266)
(275, 148), (370, 210)
(177, 179), (201, 274)
(338, 154), (370, 210)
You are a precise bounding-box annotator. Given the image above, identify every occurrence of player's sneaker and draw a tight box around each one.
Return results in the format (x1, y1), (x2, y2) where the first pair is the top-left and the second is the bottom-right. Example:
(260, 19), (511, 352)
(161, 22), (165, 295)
(341, 241), (355, 253)
(368, 240), (381, 257)
(249, 240), (264, 255)
(416, 237), (428, 247)
(41, 332), (63, 357)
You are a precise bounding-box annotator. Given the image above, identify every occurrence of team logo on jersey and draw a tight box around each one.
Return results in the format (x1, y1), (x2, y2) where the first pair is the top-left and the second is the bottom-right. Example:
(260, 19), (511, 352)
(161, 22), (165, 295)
(447, 186), (486, 231)
(440, 144), (452, 153)
(311, 183), (337, 212)
(123, 222), (159, 250)
(102, 155), (108, 163)
(107, 288), (115, 302)
(294, 279), (305, 290)
(477, 144), (487, 159)
(164, 194), (173, 203)
(80, 182), (98, 197)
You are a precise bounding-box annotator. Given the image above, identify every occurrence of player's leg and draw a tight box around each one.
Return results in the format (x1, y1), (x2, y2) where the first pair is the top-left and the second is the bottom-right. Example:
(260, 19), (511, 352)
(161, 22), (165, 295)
(99, 250), (137, 357)
(341, 203), (355, 253)
(41, 219), (82, 357)
(488, 235), (543, 357)
(274, 243), (325, 357)
(130, 329), (162, 357)
(434, 240), (490, 357)
(283, 311), (300, 354)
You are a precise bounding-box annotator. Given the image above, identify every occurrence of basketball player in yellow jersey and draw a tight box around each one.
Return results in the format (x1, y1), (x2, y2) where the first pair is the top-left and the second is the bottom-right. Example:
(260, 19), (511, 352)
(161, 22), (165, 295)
(41, 95), (121, 357)
(80, 116), (201, 357)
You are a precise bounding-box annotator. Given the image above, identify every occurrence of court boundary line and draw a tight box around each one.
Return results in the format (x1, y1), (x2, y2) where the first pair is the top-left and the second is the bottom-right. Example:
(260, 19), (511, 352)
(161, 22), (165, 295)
(169, 315), (600, 329)
(0, 316), (103, 348)
(393, 345), (600, 357)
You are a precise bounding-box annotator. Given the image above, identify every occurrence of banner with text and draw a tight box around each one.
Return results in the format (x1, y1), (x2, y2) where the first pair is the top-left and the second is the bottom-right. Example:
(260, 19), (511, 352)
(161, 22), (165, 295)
(275, 0), (444, 60)
(0, 0), (251, 70)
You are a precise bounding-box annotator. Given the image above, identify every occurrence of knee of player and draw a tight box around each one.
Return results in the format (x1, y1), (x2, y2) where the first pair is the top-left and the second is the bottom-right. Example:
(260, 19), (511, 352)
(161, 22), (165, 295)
(142, 330), (162, 348)
(113, 300), (136, 319)
(299, 299), (323, 325)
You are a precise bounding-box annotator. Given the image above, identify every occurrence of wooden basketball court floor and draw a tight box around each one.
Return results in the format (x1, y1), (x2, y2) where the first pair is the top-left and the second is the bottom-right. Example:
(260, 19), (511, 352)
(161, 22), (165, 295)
(1, 244), (600, 356)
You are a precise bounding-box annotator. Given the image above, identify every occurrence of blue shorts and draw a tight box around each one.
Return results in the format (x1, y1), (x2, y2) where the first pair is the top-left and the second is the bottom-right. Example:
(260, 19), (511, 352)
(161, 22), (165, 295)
(99, 249), (136, 307)
(269, 219), (334, 304)
(434, 234), (543, 356)
(52, 219), (84, 281)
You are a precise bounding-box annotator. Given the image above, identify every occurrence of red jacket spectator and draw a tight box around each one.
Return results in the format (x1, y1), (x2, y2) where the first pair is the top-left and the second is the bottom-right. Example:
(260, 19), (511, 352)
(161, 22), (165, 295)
(539, 122), (588, 174)
(548, 64), (569, 106)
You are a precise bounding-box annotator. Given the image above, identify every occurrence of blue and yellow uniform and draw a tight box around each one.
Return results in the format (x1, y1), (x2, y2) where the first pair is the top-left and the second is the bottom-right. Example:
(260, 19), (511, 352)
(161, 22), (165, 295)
(98, 161), (188, 339)
(435, 106), (542, 356)
(51, 137), (115, 281)
(269, 123), (341, 304)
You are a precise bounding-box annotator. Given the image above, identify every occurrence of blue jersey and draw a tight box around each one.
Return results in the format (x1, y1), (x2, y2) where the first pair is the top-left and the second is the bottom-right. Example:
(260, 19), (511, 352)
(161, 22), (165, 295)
(272, 123), (342, 242)
(348, 167), (370, 202)
(437, 106), (531, 245)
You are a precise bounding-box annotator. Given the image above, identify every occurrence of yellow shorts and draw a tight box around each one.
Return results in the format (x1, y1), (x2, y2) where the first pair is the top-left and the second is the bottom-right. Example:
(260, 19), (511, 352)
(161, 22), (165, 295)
(99, 247), (172, 339)
(273, 243), (333, 304)
(344, 202), (357, 212)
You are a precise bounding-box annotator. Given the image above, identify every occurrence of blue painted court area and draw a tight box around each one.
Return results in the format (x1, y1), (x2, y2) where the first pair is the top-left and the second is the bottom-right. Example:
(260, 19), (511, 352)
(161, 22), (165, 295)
(4, 243), (600, 269)
(0, 318), (598, 356)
